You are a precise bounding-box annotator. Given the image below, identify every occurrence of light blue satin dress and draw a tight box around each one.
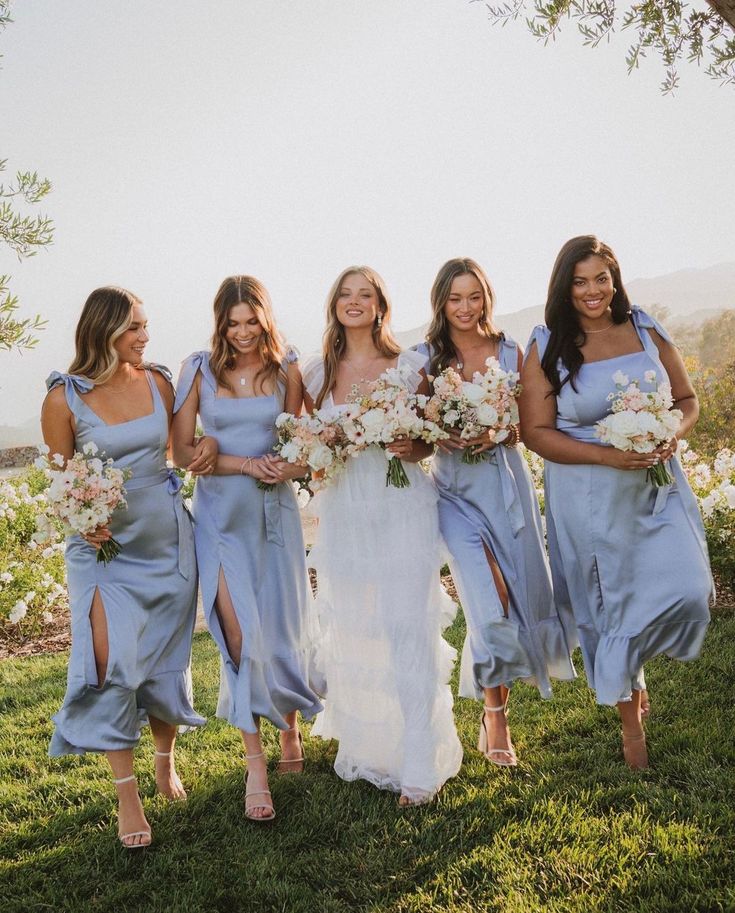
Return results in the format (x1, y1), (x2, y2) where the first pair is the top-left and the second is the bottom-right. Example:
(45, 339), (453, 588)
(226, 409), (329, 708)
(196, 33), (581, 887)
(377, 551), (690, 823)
(174, 352), (322, 734)
(47, 367), (205, 756)
(415, 340), (576, 701)
(527, 308), (713, 706)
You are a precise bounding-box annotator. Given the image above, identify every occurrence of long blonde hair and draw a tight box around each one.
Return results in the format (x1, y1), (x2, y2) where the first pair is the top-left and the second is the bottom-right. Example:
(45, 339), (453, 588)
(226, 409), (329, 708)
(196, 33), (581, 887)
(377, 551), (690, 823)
(209, 276), (285, 394)
(67, 286), (140, 384)
(315, 266), (401, 408)
(425, 258), (500, 376)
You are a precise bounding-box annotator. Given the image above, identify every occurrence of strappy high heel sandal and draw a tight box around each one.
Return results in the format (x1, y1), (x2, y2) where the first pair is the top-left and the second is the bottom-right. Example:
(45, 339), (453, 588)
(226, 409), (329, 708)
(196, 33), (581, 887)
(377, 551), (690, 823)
(277, 726), (305, 774)
(478, 704), (518, 767)
(113, 775), (152, 849)
(244, 751), (276, 822)
(153, 749), (187, 801)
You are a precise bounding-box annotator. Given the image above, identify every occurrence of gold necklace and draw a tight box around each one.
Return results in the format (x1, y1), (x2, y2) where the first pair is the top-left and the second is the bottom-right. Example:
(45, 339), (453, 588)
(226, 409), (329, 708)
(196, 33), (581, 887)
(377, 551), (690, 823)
(584, 321), (615, 334)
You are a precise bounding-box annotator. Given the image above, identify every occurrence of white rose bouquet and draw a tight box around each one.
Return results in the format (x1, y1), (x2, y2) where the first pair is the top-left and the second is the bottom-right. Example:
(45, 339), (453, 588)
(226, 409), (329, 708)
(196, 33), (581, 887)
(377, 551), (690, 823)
(424, 357), (522, 464)
(344, 366), (446, 488)
(34, 442), (132, 564)
(594, 369), (683, 487)
(259, 409), (351, 493)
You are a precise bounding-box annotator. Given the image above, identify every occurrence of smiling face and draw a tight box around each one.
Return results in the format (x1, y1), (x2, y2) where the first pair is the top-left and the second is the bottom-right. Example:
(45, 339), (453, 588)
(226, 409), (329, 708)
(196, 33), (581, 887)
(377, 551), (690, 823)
(225, 302), (264, 355)
(444, 272), (485, 332)
(334, 272), (381, 329)
(570, 255), (615, 325)
(113, 304), (149, 365)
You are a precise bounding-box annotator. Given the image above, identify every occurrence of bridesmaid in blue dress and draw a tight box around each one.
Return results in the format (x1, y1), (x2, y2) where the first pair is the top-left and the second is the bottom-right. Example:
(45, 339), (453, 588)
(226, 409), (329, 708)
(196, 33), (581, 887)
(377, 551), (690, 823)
(172, 275), (322, 822)
(521, 236), (713, 769)
(415, 258), (576, 768)
(41, 287), (211, 848)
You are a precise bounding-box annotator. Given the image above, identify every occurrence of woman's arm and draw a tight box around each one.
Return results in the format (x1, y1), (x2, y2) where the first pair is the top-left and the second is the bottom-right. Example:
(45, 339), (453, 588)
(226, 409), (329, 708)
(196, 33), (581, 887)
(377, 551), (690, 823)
(649, 329), (698, 460)
(40, 387), (75, 463)
(520, 343), (659, 471)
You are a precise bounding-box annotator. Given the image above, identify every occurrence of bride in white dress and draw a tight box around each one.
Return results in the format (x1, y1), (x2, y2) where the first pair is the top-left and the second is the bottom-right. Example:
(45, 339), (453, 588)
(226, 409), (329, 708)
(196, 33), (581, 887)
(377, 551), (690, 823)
(303, 266), (463, 806)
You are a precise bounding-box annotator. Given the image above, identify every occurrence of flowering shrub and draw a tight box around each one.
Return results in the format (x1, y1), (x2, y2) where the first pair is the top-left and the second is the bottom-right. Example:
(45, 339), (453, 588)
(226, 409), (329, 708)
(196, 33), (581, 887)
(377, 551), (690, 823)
(0, 467), (67, 636)
(679, 442), (735, 584)
(522, 442), (735, 585)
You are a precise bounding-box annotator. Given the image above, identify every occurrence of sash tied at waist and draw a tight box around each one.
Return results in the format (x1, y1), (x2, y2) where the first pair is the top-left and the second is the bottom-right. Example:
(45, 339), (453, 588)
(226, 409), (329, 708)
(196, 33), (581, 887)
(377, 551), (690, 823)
(125, 469), (194, 579)
(262, 484), (285, 548)
(493, 447), (525, 537)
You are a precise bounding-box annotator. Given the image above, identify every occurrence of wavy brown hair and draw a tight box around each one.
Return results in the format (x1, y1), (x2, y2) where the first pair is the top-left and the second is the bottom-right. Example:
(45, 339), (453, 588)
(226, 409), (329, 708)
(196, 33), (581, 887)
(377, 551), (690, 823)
(315, 266), (401, 408)
(68, 286), (140, 384)
(425, 258), (500, 376)
(209, 276), (286, 394)
(541, 236), (632, 396)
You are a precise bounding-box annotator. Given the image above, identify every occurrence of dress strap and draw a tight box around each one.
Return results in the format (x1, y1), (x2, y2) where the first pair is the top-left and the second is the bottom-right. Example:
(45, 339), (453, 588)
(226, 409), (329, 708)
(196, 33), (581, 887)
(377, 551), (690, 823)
(497, 334), (519, 373)
(523, 325), (551, 364)
(173, 351), (216, 413)
(45, 371), (95, 420)
(141, 363), (173, 414)
(629, 306), (674, 351)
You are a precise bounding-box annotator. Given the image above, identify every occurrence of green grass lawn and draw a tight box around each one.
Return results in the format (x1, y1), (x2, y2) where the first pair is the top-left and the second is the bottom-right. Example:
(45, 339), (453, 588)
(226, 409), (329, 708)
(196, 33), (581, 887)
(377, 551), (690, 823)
(1, 608), (734, 913)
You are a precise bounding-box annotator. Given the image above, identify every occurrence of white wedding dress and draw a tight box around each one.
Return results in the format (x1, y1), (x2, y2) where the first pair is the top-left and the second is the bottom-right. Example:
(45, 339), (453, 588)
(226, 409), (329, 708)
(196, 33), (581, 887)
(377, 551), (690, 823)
(303, 350), (463, 802)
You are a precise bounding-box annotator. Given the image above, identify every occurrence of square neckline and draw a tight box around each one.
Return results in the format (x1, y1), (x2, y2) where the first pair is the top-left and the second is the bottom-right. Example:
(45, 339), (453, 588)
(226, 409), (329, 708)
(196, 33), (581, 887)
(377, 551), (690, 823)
(78, 370), (159, 427)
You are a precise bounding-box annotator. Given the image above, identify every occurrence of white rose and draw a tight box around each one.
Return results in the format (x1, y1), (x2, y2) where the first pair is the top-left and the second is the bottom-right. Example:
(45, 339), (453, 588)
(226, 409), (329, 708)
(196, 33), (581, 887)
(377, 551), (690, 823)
(308, 442), (334, 472)
(475, 403), (500, 427)
(605, 411), (639, 440)
(460, 382), (485, 406)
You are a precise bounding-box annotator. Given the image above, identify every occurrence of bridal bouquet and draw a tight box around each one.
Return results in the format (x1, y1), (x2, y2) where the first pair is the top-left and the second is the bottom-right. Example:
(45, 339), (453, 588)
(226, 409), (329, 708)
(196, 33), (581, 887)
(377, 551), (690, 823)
(344, 366), (446, 488)
(424, 357), (522, 464)
(34, 442), (132, 564)
(594, 369), (683, 487)
(259, 409), (351, 493)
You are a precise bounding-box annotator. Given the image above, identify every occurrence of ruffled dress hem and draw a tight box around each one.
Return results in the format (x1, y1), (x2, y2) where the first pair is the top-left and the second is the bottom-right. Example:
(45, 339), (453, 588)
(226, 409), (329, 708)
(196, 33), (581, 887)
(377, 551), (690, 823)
(48, 668), (206, 756)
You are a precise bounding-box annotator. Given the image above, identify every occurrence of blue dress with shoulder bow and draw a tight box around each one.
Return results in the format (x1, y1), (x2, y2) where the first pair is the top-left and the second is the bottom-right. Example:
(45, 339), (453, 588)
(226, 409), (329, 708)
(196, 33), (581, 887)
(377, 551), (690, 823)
(414, 339), (577, 701)
(526, 308), (713, 706)
(174, 352), (322, 734)
(47, 366), (205, 756)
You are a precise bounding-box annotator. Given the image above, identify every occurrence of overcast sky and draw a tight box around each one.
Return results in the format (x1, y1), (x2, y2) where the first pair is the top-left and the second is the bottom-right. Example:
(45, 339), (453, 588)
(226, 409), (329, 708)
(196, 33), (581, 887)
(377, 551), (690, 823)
(1, 0), (734, 424)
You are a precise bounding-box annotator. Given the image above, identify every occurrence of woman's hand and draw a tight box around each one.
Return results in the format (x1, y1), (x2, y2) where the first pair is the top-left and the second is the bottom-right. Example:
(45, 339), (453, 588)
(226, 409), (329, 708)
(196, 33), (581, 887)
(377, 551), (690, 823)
(189, 436), (218, 476)
(243, 456), (284, 484)
(600, 447), (661, 471)
(82, 525), (112, 549)
(653, 437), (678, 463)
(460, 429), (496, 456)
(436, 429), (466, 453)
(262, 455), (307, 482)
(386, 437), (414, 459)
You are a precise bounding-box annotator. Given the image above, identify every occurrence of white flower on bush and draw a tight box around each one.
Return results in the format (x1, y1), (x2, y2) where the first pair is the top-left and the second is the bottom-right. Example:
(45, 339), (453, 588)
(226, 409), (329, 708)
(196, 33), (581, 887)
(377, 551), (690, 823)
(0, 571), (12, 585)
(9, 600), (28, 624)
(42, 611), (54, 624)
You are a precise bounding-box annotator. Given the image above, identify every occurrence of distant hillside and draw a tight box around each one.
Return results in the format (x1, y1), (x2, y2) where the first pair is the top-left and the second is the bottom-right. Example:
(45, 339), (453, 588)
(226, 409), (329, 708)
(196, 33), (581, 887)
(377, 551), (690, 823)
(396, 261), (735, 351)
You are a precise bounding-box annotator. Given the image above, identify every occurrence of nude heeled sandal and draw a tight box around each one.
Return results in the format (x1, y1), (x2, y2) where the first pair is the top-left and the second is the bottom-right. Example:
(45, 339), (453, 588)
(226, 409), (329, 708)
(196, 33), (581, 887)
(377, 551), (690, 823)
(112, 775), (152, 849)
(478, 704), (518, 767)
(244, 751), (276, 822)
(277, 727), (305, 774)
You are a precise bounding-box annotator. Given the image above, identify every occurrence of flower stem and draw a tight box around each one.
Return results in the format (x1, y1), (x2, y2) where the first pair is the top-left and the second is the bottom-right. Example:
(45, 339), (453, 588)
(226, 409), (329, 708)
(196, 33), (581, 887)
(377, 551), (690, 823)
(96, 537), (123, 565)
(386, 457), (410, 488)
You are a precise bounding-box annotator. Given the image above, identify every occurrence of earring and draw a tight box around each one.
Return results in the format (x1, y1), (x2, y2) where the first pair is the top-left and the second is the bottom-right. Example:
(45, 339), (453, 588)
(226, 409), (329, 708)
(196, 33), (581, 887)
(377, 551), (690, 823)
(612, 287), (617, 294)
(377, 313), (383, 327)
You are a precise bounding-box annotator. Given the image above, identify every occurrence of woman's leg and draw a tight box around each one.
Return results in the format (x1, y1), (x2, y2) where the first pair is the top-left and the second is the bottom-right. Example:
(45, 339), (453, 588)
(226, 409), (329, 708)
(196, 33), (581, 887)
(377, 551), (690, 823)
(149, 716), (186, 800)
(89, 589), (151, 844)
(479, 544), (516, 765)
(106, 749), (151, 847)
(618, 689), (648, 769)
(278, 710), (304, 773)
(214, 568), (273, 818)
